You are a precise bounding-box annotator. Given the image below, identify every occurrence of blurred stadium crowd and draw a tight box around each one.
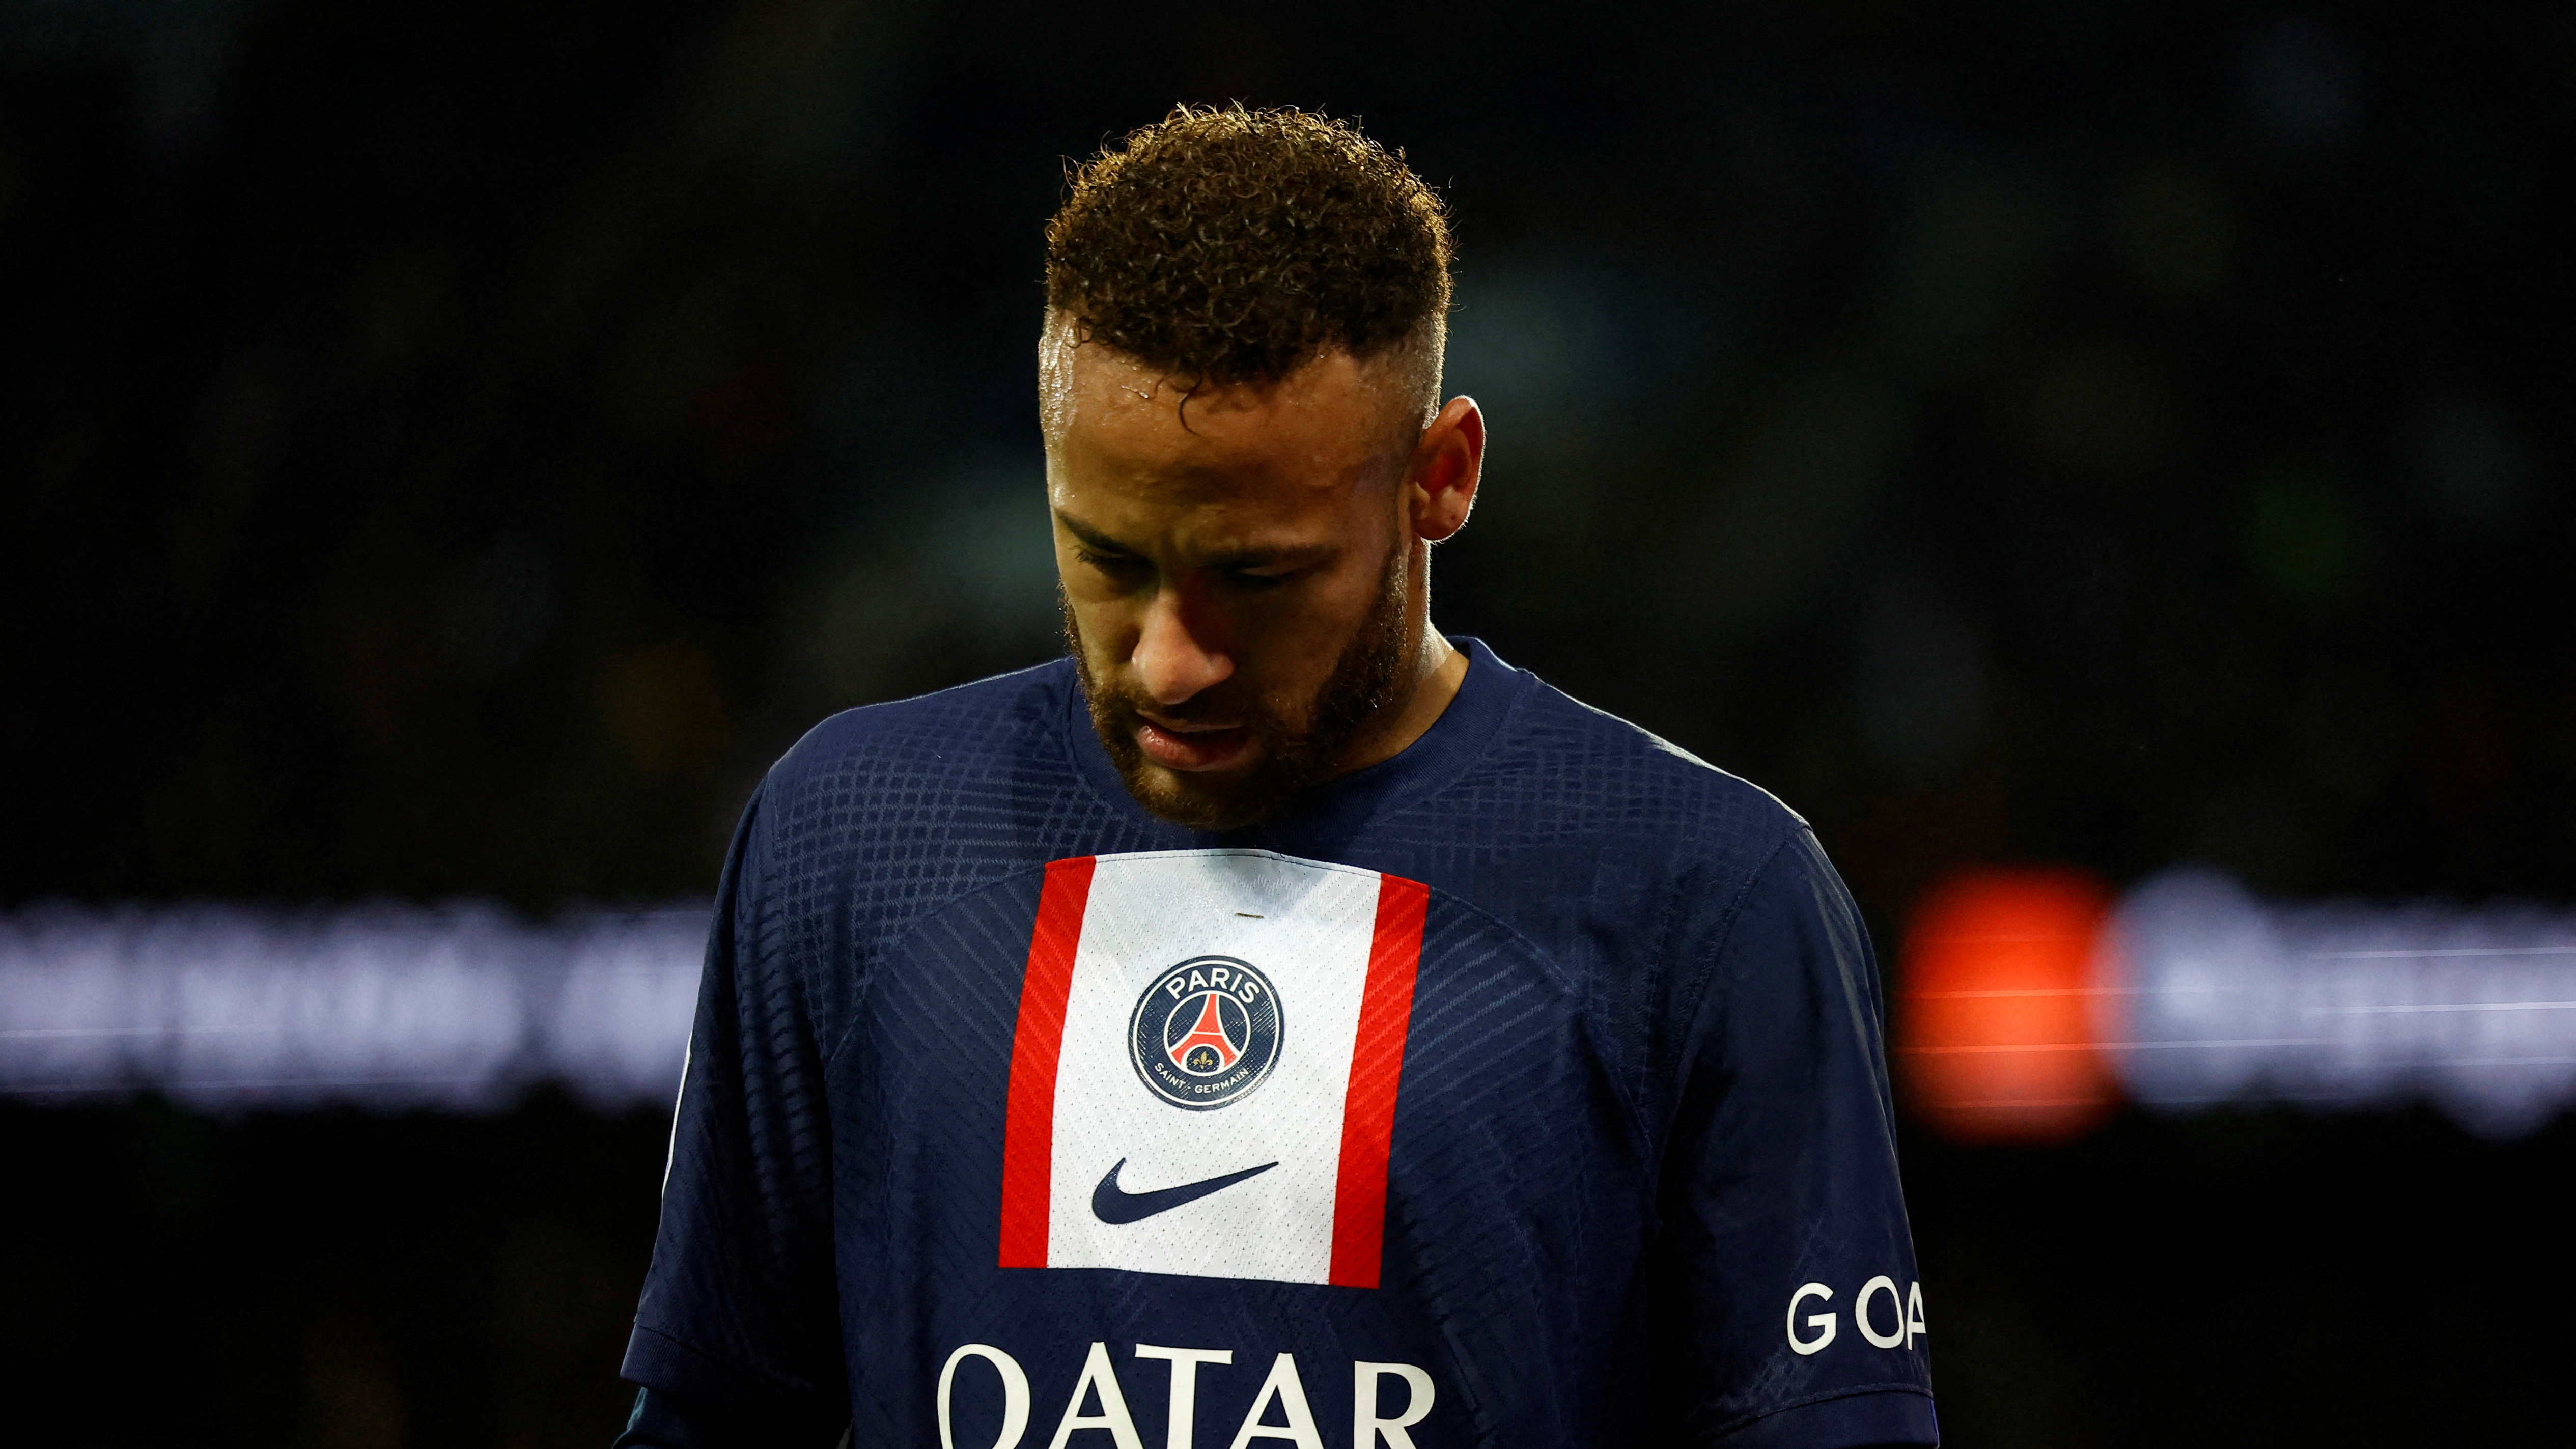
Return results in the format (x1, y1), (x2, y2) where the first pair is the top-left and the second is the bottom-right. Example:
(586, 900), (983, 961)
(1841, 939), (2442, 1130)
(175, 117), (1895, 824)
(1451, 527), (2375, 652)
(1, 1), (2569, 1445)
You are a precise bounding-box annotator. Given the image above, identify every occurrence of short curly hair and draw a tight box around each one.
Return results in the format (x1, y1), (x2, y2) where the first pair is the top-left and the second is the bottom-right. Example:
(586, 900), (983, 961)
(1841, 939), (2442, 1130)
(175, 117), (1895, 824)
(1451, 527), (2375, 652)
(1043, 104), (1452, 401)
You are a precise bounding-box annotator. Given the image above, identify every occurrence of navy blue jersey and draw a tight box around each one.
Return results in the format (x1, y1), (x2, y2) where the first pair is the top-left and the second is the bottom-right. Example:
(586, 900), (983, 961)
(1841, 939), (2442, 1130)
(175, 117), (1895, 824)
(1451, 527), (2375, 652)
(624, 639), (1936, 1448)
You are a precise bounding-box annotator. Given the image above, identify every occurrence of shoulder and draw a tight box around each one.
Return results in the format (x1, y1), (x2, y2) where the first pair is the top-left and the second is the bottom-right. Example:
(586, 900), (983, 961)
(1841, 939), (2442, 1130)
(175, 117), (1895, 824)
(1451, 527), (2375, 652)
(1471, 672), (1812, 877)
(720, 659), (1111, 972)
(753, 658), (1077, 836)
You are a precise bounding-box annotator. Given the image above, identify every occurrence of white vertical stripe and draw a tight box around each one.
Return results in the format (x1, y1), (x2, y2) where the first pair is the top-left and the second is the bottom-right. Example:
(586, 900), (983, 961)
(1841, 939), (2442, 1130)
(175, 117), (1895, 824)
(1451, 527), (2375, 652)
(1046, 851), (1382, 1283)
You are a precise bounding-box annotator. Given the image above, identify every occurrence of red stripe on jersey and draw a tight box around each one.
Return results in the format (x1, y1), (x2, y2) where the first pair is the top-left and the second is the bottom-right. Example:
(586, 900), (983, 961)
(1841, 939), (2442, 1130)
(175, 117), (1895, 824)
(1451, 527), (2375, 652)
(1330, 872), (1428, 1288)
(998, 855), (1096, 1268)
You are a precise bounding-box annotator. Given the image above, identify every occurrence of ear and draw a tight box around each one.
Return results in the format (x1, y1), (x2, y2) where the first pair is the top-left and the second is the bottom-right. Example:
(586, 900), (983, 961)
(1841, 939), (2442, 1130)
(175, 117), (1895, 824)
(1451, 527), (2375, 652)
(1406, 397), (1485, 544)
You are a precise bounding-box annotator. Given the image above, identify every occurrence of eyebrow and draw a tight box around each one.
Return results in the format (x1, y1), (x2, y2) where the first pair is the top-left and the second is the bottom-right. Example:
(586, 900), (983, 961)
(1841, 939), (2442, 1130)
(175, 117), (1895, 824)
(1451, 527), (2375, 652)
(1051, 509), (1336, 571)
(1052, 511), (1134, 556)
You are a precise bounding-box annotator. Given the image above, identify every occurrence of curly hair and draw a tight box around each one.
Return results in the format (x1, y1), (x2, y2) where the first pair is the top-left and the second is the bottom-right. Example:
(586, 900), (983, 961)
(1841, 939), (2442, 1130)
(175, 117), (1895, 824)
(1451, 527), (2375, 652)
(1044, 104), (1452, 395)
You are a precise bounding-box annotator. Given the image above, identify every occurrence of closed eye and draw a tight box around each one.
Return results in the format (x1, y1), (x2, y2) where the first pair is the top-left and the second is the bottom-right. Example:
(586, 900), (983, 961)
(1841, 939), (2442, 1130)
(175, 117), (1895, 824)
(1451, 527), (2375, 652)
(1076, 547), (1149, 575)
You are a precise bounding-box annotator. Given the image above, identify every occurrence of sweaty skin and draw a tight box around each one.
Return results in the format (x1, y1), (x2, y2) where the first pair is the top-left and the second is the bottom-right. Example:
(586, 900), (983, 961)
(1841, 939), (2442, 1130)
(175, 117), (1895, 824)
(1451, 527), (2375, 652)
(1040, 315), (1486, 828)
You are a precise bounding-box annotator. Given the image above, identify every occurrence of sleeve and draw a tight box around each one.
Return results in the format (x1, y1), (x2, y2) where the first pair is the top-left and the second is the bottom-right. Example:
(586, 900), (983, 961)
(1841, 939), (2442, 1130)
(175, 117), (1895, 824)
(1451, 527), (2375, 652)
(619, 784), (850, 1442)
(1647, 827), (1939, 1447)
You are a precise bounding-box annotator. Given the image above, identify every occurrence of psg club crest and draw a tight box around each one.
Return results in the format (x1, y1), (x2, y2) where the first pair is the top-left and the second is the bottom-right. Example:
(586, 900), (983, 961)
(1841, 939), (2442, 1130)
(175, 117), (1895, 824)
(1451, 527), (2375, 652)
(1128, 955), (1284, 1110)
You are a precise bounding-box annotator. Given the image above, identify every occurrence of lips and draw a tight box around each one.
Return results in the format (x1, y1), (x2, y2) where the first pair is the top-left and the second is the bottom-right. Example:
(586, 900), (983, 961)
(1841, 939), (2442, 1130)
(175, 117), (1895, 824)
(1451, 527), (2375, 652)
(1135, 717), (1254, 771)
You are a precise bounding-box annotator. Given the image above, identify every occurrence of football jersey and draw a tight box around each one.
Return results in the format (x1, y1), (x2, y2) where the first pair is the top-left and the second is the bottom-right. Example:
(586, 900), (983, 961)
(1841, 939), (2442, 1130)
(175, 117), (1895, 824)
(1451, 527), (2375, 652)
(624, 638), (1937, 1448)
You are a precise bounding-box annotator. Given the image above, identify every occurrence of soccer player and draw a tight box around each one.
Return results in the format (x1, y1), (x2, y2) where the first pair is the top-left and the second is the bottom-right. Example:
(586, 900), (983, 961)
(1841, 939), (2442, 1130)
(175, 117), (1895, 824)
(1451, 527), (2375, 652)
(617, 106), (1936, 1449)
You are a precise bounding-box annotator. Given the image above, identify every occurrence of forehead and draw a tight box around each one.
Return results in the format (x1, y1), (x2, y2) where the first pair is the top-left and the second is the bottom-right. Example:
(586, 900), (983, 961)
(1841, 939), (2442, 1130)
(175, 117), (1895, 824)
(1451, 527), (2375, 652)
(1042, 324), (1412, 511)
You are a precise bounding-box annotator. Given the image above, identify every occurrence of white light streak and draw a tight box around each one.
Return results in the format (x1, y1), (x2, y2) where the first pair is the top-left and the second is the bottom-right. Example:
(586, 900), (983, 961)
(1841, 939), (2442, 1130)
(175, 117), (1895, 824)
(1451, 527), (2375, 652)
(2106, 870), (2576, 1136)
(12, 872), (2576, 1135)
(0, 901), (707, 1110)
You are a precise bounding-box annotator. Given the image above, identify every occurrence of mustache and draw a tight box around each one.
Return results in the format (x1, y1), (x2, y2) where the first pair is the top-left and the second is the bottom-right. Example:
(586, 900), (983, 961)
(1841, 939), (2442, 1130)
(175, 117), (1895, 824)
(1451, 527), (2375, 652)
(1102, 689), (1262, 730)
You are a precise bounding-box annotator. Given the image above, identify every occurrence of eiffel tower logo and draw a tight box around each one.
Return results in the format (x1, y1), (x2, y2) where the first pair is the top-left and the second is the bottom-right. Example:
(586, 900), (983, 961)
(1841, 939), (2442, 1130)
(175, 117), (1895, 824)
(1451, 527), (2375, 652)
(1166, 992), (1245, 1075)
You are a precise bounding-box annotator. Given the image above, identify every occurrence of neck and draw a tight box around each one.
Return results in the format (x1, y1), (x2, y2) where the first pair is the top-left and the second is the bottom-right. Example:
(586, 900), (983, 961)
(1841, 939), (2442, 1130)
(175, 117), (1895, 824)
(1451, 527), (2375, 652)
(1331, 621), (1466, 779)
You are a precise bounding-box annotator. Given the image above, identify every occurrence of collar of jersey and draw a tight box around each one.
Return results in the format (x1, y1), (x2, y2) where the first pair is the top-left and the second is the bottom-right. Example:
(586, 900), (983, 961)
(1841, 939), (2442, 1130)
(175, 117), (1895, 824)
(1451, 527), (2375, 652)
(1060, 635), (1535, 853)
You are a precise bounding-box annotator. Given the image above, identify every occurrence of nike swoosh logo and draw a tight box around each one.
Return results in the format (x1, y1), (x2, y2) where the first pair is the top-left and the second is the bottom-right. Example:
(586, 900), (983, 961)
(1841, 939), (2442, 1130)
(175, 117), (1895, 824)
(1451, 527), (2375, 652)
(1090, 1157), (1278, 1224)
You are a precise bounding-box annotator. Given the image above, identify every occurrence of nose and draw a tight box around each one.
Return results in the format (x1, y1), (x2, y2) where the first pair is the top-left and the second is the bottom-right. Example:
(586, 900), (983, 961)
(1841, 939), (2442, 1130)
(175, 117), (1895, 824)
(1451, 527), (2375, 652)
(1132, 581), (1233, 706)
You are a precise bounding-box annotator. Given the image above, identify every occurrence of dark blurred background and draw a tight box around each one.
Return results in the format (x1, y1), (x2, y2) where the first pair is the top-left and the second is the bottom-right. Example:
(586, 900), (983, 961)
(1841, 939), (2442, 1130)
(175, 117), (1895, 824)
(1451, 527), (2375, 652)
(4, 1), (2571, 1443)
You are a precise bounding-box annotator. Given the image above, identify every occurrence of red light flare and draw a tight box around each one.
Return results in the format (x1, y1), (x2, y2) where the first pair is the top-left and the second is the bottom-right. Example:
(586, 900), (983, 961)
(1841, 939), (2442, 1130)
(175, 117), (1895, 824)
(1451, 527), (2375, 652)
(1894, 867), (2120, 1144)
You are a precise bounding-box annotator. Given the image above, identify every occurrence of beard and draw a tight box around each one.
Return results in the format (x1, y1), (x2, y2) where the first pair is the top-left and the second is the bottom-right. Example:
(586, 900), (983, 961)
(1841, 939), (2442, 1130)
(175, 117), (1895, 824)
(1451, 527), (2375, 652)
(1067, 544), (1413, 831)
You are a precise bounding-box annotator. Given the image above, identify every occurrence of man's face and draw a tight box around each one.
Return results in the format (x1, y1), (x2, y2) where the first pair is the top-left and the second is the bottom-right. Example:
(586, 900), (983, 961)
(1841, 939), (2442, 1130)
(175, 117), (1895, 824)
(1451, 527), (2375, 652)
(1043, 324), (1425, 830)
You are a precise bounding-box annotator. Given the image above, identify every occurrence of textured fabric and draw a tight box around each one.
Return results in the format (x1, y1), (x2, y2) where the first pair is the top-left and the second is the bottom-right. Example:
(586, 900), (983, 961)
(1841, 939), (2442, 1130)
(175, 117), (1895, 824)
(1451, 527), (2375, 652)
(624, 639), (1937, 1448)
